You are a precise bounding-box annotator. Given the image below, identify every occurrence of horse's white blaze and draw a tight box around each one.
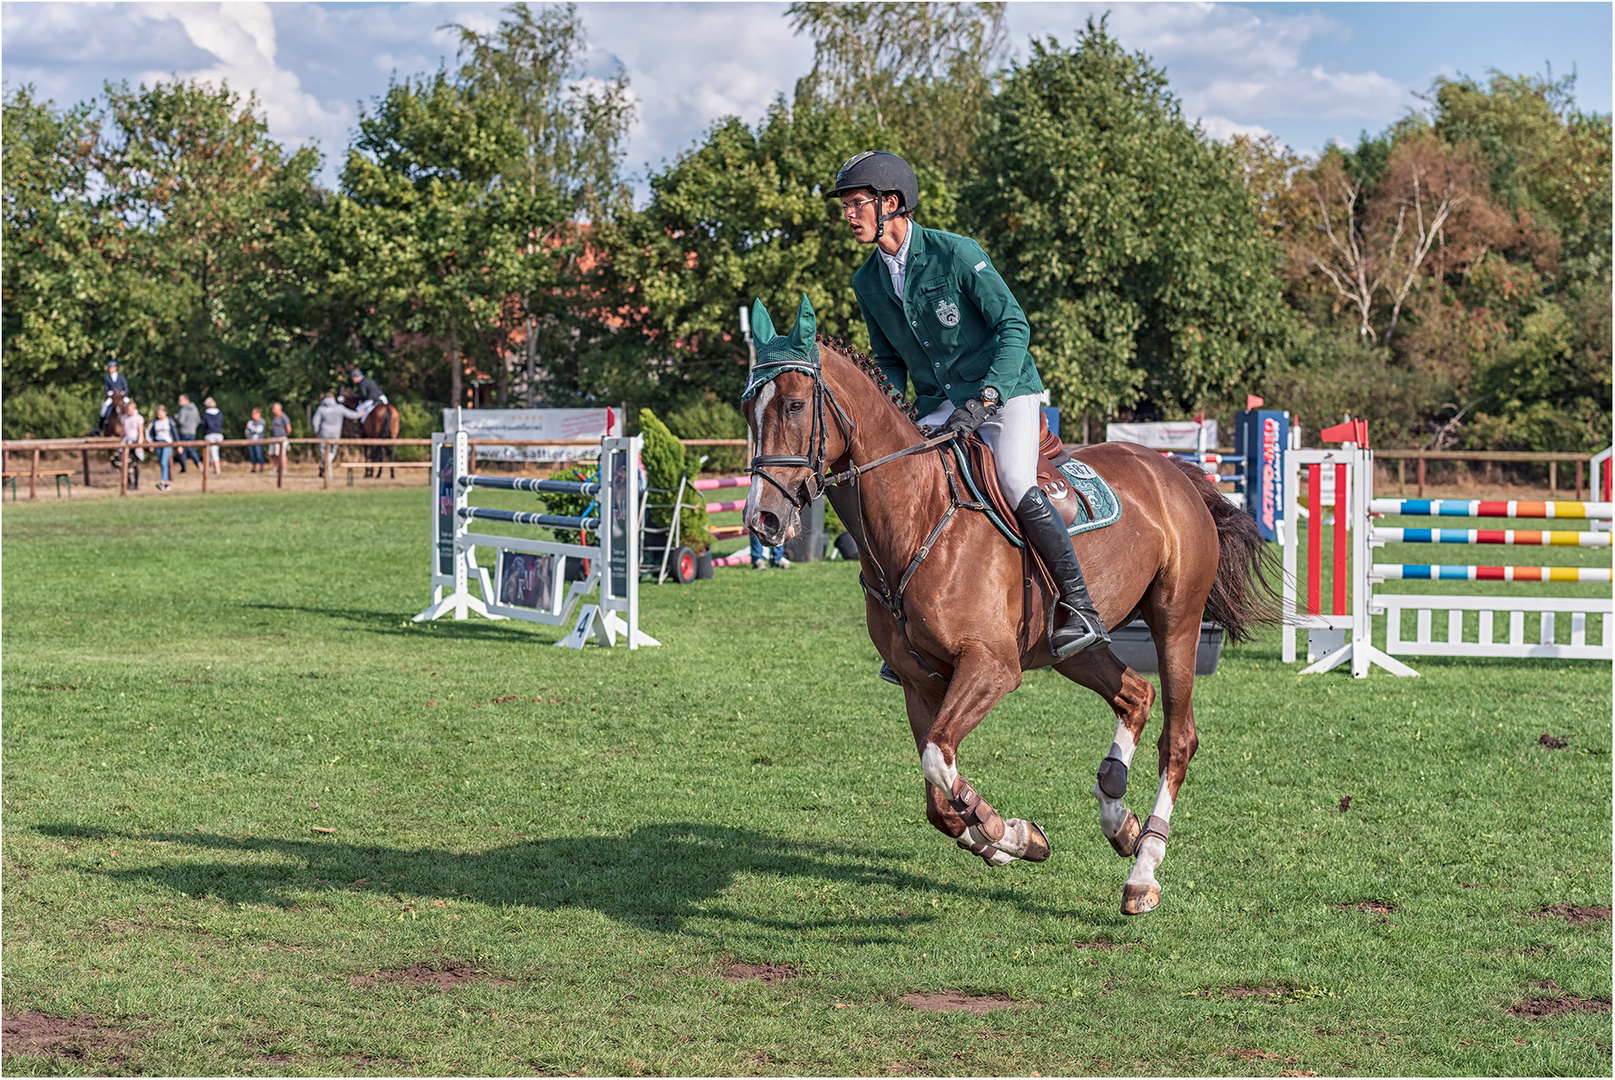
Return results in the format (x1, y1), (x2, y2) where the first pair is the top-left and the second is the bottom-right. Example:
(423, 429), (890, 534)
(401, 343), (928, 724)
(920, 742), (956, 794)
(1094, 728), (1139, 839)
(742, 384), (774, 527)
(1127, 771), (1174, 889)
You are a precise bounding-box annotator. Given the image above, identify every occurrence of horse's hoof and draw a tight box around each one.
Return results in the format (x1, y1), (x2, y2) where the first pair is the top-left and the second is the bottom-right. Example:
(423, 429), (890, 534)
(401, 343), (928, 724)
(1120, 882), (1160, 916)
(1108, 810), (1140, 857)
(1021, 820), (1051, 863)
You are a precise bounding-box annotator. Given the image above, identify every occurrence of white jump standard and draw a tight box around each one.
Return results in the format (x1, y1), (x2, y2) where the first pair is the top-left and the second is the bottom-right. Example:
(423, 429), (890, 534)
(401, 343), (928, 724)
(414, 426), (659, 649)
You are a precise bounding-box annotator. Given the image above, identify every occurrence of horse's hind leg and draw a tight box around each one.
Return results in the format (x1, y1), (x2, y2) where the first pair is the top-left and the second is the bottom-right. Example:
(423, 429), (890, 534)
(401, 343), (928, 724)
(1119, 617), (1201, 916)
(1054, 649), (1155, 859)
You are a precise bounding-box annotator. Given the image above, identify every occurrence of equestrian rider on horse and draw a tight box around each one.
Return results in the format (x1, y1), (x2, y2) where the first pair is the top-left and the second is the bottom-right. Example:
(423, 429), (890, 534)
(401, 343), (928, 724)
(100, 360), (130, 421)
(834, 150), (1110, 678)
(349, 368), (388, 422)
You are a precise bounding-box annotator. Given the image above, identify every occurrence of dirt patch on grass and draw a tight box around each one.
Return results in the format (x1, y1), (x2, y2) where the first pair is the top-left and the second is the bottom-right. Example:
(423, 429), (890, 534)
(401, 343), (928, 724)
(1538, 904), (1611, 925)
(1509, 992), (1611, 1018)
(1335, 900), (1397, 915)
(1, 1012), (137, 1060)
(1538, 733), (1567, 749)
(1222, 986), (1287, 999)
(351, 962), (516, 989)
(723, 962), (800, 985)
(901, 992), (1016, 1013)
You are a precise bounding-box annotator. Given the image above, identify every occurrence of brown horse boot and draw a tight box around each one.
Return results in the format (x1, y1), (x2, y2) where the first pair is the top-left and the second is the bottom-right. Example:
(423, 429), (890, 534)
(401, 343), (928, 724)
(1014, 486), (1110, 657)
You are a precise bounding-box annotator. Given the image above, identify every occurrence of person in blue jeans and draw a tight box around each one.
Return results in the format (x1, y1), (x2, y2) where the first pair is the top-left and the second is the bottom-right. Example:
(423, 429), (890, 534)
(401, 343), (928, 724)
(749, 533), (790, 570)
(244, 407), (267, 471)
(147, 403), (177, 491)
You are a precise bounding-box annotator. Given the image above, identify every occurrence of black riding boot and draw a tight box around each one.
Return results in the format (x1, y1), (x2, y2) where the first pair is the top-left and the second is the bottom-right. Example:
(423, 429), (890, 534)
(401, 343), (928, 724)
(1015, 486), (1110, 657)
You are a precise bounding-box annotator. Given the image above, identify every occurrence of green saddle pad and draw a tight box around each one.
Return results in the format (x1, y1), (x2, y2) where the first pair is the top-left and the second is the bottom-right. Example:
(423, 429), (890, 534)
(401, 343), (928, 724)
(1054, 458), (1122, 536)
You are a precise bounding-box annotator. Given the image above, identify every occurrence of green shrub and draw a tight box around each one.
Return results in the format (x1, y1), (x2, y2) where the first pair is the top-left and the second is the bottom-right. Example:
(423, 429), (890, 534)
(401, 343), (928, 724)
(640, 407), (709, 553)
(1, 387), (96, 439)
(539, 465), (598, 547)
(393, 400), (437, 462)
(666, 395), (746, 476)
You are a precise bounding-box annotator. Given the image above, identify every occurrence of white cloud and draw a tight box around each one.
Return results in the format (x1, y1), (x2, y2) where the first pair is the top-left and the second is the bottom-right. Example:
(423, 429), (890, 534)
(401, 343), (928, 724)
(1196, 115), (1274, 143)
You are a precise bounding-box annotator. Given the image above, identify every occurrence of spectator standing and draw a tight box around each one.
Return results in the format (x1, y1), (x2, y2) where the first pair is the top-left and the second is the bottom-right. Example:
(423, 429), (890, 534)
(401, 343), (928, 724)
(267, 402), (291, 474)
(245, 407), (267, 472)
(311, 392), (361, 478)
(175, 393), (202, 473)
(120, 399), (145, 487)
(199, 397), (225, 474)
(147, 403), (177, 491)
(749, 533), (790, 570)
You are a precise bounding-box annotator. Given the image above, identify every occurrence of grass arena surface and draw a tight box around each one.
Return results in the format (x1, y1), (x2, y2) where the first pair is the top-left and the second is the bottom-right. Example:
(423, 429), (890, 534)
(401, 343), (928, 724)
(3, 487), (1610, 1076)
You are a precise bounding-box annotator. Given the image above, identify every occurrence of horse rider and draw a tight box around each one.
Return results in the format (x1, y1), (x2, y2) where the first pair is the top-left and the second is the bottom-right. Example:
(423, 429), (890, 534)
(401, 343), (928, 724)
(833, 150), (1110, 684)
(99, 360), (130, 421)
(348, 367), (388, 423)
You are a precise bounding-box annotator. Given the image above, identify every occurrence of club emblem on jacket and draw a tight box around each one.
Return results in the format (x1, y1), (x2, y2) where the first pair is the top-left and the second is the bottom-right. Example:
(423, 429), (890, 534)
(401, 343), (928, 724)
(934, 298), (960, 327)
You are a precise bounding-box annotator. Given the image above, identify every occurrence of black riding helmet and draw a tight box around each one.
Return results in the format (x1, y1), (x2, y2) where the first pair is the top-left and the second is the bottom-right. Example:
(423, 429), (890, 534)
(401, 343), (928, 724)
(832, 151), (919, 242)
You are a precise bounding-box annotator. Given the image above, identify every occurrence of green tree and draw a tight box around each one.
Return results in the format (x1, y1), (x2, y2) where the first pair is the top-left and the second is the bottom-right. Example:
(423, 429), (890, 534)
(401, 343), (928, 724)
(786, 1), (1007, 179)
(604, 94), (954, 410)
(92, 79), (321, 401)
(962, 20), (1293, 419)
(1, 85), (106, 397)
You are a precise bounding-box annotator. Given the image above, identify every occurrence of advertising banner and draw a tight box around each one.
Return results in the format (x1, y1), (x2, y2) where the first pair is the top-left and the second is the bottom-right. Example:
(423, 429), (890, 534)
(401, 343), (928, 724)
(442, 407), (622, 462)
(1104, 420), (1218, 451)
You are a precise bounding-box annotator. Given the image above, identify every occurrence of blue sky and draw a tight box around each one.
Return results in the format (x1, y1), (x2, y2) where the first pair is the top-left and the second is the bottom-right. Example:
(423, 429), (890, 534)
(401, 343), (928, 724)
(4, 2), (1609, 200)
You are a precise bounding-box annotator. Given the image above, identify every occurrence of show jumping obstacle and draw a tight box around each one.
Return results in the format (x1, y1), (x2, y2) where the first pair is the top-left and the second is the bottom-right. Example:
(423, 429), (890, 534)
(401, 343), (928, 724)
(1281, 427), (1613, 676)
(414, 422), (658, 649)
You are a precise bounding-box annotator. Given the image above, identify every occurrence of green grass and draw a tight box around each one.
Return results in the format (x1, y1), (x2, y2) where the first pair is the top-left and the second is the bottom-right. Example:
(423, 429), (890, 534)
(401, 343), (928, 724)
(3, 488), (1610, 1076)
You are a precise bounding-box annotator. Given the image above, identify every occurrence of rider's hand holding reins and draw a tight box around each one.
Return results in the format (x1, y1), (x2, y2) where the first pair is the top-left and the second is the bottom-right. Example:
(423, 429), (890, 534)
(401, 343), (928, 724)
(942, 395), (1000, 437)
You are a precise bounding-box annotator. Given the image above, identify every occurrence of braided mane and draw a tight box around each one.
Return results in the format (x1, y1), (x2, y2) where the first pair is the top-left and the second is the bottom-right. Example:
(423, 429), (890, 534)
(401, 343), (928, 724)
(816, 335), (922, 422)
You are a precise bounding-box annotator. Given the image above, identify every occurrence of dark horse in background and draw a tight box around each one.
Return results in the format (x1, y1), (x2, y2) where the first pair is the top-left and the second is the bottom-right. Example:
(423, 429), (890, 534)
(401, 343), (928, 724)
(744, 296), (1281, 916)
(341, 394), (401, 479)
(95, 389), (137, 486)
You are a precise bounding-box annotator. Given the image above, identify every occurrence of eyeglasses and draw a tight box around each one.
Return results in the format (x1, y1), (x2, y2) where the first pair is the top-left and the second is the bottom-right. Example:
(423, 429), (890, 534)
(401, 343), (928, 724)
(840, 197), (879, 218)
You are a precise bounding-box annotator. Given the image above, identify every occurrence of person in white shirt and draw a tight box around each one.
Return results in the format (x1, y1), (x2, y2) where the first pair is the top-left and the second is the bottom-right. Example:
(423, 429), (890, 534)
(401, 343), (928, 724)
(120, 399), (145, 488)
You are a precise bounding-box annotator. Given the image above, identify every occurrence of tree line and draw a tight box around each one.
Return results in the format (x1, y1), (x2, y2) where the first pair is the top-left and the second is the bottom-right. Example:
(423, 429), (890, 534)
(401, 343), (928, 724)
(4, 3), (1608, 452)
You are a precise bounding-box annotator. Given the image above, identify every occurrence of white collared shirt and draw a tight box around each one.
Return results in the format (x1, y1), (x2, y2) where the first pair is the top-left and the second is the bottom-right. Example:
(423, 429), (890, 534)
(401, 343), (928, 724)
(877, 223), (912, 300)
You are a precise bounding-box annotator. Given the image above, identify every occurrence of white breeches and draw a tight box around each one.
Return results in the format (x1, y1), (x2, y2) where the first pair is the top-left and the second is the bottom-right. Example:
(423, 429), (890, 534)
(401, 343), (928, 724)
(918, 393), (1042, 506)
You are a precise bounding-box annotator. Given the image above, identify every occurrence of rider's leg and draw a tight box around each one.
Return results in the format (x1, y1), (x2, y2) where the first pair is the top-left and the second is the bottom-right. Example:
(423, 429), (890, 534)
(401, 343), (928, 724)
(980, 395), (1108, 657)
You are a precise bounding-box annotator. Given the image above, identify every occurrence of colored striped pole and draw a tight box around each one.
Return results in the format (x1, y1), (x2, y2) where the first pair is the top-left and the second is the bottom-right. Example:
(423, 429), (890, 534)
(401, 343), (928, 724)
(458, 506), (599, 530)
(705, 498), (747, 514)
(1307, 463), (1321, 615)
(1374, 564), (1612, 583)
(1373, 527), (1611, 547)
(461, 475), (600, 496)
(1369, 498), (1614, 520)
(1334, 462), (1347, 615)
(692, 475), (751, 491)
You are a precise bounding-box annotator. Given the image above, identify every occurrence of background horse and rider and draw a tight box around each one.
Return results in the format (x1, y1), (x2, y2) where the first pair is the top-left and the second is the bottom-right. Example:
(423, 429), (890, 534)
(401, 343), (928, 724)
(340, 393), (402, 479)
(744, 297), (1281, 916)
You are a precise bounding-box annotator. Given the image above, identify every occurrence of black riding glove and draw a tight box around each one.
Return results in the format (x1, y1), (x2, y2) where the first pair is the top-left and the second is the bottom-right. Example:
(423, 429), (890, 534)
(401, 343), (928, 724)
(942, 396), (999, 436)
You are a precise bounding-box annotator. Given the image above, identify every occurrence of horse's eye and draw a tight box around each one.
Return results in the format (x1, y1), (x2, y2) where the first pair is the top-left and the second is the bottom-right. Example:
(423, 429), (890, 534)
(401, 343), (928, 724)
(788, 400), (806, 415)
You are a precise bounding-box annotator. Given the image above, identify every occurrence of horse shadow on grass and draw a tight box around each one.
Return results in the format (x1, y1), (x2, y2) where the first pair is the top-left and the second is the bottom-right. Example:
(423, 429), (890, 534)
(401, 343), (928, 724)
(239, 601), (555, 643)
(35, 822), (1092, 943)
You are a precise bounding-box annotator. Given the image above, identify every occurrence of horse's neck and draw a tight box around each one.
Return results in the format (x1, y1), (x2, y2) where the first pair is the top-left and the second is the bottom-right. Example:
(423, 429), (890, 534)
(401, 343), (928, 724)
(827, 368), (943, 568)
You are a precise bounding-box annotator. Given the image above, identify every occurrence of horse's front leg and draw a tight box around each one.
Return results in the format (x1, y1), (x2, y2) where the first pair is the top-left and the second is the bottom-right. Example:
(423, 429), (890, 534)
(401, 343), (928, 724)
(1055, 648), (1155, 858)
(905, 644), (1050, 866)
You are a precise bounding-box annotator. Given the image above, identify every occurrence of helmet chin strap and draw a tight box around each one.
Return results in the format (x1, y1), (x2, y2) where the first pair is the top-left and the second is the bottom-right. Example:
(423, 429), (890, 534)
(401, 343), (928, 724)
(874, 192), (893, 242)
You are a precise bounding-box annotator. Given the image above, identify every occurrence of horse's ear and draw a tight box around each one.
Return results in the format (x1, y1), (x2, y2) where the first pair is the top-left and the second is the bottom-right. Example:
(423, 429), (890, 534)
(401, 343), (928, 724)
(750, 299), (777, 346)
(786, 294), (817, 352)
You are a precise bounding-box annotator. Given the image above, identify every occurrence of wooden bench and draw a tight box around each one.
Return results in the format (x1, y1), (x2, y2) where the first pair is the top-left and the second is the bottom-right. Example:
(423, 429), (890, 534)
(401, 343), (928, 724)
(342, 461), (432, 486)
(2, 471), (74, 500)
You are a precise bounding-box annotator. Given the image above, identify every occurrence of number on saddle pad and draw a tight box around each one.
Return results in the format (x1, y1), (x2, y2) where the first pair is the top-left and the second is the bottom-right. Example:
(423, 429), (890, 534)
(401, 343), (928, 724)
(1052, 459), (1122, 536)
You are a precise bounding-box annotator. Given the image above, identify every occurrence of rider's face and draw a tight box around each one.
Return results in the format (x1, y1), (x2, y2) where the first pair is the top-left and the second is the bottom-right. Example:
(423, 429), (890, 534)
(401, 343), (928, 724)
(840, 190), (895, 243)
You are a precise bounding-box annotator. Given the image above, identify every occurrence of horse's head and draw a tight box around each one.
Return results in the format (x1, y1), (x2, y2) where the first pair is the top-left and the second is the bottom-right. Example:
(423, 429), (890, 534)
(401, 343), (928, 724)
(743, 295), (850, 546)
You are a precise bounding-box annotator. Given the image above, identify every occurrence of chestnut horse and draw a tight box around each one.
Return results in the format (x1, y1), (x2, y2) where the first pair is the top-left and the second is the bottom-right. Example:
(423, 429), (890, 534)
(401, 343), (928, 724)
(743, 304), (1278, 915)
(341, 394), (401, 478)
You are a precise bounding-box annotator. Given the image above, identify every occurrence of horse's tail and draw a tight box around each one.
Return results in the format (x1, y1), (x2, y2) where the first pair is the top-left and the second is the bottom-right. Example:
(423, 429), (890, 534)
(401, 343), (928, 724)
(1172, 459), (1283, 645)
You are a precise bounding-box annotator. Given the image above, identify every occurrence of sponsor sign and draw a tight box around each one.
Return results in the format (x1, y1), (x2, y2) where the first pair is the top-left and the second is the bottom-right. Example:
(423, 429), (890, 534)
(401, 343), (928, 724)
(442, 407), (622, 462)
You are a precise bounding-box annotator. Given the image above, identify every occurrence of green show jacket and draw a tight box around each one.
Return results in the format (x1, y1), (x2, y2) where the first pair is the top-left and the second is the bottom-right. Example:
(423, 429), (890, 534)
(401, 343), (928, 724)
(852, 222), (1043, 418)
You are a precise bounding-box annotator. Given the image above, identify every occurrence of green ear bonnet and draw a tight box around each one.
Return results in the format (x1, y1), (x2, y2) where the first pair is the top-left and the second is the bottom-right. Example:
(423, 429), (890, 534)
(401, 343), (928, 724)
(741, 294), (820, 401)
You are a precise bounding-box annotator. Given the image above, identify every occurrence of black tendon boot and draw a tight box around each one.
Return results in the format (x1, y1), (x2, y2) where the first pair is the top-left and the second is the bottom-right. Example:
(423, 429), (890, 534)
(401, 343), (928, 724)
(1014, 486), (1110, 657)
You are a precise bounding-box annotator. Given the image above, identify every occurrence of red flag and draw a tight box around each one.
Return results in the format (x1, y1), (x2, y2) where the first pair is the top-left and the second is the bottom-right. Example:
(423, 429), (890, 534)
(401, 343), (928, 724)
(1246, 394), (1264, 410)
(1320, 418), (1369, 447)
